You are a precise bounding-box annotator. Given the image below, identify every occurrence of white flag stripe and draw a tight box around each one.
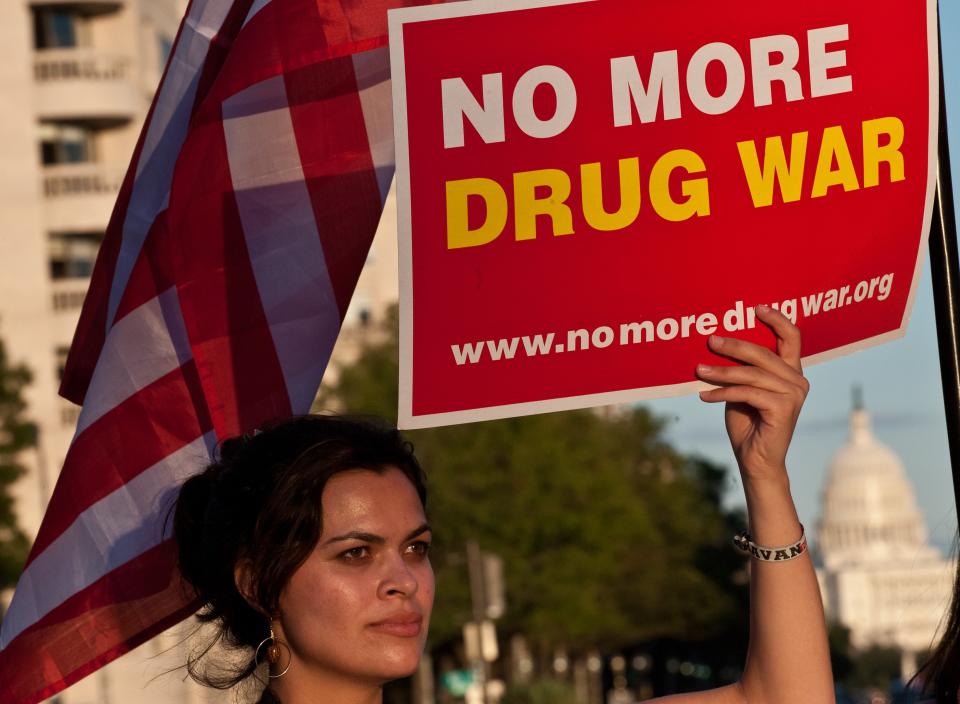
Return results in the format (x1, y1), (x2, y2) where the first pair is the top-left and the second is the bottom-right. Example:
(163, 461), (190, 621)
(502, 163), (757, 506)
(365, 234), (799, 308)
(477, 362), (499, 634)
(223, 76), (341, 414)
(76, 287), (192, 436)
(353, 47), (396, 204)
(0, 432), (216, 649)
(108, 0), (234, 333)
(243, 0), (272, 26)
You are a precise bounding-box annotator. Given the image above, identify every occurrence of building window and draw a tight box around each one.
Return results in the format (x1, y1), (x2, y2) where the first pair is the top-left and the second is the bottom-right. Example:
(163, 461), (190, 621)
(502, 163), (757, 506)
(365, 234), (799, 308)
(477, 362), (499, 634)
(49, 232), (102, 279)
(55, 345), (71, 381)
(346, 295), (373, 330)
(60, 402), (81, 427)
(33, 8), (83, 49)
(52, 287), (87, 312)
(159, 35), (173, 67)
(39, 123), (94, 165)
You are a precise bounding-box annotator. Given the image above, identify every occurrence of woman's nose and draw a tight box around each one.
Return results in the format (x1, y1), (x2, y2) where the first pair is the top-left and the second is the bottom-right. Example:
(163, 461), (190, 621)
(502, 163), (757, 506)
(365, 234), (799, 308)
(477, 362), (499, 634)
(378, 552), (419, 598)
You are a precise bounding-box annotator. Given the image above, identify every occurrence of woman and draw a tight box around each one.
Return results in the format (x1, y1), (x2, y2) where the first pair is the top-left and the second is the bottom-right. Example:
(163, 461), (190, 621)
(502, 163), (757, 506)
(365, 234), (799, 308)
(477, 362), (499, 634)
(172, 305), (834, 704)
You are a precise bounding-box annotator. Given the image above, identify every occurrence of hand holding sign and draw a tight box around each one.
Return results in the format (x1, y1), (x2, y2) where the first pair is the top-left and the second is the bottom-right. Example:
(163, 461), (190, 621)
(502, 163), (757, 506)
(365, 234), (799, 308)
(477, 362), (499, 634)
(697, 306), (809, 483)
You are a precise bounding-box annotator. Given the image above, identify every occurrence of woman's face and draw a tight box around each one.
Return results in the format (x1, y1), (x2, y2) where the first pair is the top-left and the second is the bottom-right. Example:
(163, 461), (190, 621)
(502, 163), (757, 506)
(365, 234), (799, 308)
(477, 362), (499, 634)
(276, 467), (434, 684)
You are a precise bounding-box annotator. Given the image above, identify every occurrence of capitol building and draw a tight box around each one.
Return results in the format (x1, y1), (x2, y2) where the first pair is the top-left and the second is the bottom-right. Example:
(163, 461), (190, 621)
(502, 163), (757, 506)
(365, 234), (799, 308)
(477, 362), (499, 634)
(816, 391), (956, 678)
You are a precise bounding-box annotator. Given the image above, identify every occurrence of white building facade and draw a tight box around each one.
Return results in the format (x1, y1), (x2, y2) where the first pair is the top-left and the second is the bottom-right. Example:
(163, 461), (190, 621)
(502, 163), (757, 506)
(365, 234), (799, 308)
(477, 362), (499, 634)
(816, 395), (955, 678)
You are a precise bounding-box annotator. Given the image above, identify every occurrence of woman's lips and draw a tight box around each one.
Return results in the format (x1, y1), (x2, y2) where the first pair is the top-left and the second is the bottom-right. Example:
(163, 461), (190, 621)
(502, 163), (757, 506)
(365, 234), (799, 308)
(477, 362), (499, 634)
(368, 615), (423, 637)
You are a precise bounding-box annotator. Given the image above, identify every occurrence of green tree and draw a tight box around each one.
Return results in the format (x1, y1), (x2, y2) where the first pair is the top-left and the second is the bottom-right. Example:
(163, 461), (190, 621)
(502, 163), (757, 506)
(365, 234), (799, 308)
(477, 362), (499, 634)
(501, 679), (577, 704)
(828, 622), (855, 683)
(0, 336), (35, 592)
(319, 306), (746, 656)
(848, 645), (902, 692)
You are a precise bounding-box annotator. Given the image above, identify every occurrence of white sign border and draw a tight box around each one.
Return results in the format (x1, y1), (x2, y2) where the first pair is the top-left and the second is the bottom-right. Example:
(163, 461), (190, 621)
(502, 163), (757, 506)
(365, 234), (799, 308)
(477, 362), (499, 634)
(390, 0), (940, 430)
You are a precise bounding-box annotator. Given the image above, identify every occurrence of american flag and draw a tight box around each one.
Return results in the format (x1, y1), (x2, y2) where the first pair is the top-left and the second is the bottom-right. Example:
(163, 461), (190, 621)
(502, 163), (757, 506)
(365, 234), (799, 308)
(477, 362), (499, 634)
(0, 1), (435, 701)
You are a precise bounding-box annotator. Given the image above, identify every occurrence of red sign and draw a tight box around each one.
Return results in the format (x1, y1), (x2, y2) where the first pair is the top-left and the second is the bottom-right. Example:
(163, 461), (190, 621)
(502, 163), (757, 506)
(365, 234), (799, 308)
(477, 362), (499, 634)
(389, 0), (938, 428)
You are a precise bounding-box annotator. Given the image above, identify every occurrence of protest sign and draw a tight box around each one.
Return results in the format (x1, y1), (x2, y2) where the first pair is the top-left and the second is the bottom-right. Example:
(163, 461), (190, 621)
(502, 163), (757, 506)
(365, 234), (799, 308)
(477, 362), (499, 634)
(389, 0), (938, 428)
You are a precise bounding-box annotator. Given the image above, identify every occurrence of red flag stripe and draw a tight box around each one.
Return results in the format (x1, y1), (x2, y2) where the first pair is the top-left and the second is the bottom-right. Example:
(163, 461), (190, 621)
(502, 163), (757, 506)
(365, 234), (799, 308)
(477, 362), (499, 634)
(27, 359), (210, 567)
(0, 541), (196, 704)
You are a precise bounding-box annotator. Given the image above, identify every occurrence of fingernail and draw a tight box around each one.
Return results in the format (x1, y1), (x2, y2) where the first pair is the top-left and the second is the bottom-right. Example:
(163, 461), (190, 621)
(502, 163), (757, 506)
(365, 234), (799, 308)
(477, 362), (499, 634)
(709, 335), (725, 348)
(756, 304), (771, 314)
(696, 364), (712, 375)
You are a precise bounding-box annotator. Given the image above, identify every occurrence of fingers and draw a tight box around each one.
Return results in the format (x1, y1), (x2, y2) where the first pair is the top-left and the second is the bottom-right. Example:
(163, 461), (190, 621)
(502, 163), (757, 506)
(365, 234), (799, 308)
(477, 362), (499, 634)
(696, 362), (794, 395)
(707, 332), (807, 392)
(755, 304), (802, 371)
(699, 384), (781, 410)
(699, 384), (801, 416)
(698, 305), (809, 405)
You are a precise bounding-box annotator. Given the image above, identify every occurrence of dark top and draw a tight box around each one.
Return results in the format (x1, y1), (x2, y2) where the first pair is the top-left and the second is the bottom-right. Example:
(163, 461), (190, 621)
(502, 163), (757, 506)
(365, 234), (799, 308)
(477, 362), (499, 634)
(256, 688), (281, 704)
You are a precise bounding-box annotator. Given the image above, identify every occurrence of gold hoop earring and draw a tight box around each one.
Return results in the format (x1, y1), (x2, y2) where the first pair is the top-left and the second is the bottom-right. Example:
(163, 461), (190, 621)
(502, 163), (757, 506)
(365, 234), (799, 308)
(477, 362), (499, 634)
(255, 623), (292, 678)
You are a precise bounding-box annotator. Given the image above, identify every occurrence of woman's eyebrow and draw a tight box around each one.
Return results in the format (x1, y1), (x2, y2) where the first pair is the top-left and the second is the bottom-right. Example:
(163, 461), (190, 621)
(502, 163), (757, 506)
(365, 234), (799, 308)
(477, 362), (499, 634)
(322, 531), (384, 546)
(322, 523), (432, 547)
(404, 523), (432, 542)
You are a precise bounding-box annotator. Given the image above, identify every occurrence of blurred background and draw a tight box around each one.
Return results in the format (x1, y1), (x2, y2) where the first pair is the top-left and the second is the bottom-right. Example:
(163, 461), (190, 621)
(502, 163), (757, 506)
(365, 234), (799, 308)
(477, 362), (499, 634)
(0, 1), (958, 703)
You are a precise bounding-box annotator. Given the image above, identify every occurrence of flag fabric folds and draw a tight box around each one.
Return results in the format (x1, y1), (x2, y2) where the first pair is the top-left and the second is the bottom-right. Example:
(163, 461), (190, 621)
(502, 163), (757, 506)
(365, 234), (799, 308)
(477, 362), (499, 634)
(0, 1), (435, 701)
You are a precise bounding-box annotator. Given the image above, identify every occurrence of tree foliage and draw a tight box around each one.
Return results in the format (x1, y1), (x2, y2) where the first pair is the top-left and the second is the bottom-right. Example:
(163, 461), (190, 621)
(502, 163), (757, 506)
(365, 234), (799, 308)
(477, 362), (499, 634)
(829, 621), (905, 696)
(0, 336), (35, 591)
(501, 679), (577, 704)
(319, 307), (746, 654)
(828, 622), (855, 683)
(847, 645), (902, 693)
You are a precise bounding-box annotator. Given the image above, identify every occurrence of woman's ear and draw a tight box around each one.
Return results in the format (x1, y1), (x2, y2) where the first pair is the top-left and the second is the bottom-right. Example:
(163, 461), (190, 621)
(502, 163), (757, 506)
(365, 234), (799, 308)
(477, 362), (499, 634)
(234, 559), (260, 610)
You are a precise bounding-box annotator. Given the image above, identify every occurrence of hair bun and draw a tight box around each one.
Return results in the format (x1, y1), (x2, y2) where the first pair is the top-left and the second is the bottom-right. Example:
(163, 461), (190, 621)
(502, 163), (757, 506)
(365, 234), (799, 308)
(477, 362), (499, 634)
(173, 469), (219, 594)
(218, 435), (249, 463)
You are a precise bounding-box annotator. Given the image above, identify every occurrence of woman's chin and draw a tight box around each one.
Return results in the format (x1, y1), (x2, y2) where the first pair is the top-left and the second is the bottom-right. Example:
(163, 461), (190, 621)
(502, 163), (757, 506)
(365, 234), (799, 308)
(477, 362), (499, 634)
(373, 646), (424, 681)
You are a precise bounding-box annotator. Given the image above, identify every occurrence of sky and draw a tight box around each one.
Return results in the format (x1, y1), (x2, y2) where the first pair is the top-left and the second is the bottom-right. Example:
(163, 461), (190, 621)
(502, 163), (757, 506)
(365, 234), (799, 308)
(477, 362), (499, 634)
(644, 5), (960, 553)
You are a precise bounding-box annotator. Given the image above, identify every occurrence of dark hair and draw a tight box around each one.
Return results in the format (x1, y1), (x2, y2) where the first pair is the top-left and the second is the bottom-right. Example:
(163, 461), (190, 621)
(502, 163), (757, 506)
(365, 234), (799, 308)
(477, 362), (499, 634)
(172, 414), (427, 689)
(911, 535), (960, 703)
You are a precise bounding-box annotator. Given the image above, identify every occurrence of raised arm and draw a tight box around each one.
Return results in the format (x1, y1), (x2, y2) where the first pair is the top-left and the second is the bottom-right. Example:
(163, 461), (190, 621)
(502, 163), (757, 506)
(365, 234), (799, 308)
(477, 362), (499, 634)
(651, 305), (834, 704)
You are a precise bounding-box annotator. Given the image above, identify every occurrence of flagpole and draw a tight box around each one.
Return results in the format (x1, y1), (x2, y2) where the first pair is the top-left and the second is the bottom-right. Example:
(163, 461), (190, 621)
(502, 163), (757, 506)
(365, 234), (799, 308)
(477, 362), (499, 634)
(928, 21), (960, 526)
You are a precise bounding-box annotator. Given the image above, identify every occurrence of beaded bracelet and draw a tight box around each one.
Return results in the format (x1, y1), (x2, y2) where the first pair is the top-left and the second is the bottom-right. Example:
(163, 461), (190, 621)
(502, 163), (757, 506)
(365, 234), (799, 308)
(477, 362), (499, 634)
(733, 524), (807, 562)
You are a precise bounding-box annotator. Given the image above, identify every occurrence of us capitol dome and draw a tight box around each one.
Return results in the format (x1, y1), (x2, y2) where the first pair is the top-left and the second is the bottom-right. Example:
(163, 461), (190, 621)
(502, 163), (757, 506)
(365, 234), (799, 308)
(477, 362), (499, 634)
(815, 388), (955, 677)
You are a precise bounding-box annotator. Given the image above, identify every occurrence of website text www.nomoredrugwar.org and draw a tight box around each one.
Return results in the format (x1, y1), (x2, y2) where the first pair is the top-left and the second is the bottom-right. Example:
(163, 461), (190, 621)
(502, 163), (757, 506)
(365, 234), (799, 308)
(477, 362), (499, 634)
(450, 272), (895, 366)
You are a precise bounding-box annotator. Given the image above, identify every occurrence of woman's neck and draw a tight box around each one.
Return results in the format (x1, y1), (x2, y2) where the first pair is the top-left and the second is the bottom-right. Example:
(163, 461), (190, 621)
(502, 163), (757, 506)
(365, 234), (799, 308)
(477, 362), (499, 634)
(267, 666), (382, 704)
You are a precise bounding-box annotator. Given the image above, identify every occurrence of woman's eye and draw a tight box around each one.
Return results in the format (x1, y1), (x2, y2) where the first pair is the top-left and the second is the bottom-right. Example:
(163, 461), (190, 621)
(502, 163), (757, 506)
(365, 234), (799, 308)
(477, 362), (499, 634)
(340, 546), (370, 561)
(406, 541), (431, 557)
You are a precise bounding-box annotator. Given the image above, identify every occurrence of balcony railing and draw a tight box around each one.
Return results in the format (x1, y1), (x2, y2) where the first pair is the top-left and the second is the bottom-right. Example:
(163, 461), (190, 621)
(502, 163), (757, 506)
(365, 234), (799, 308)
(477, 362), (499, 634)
(34, 49), (130, 83)
(42, 162), (125, 232)
(43, 162), (125, 199)
(51, 278), (89, 313)
(33, 49), (138, 122)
